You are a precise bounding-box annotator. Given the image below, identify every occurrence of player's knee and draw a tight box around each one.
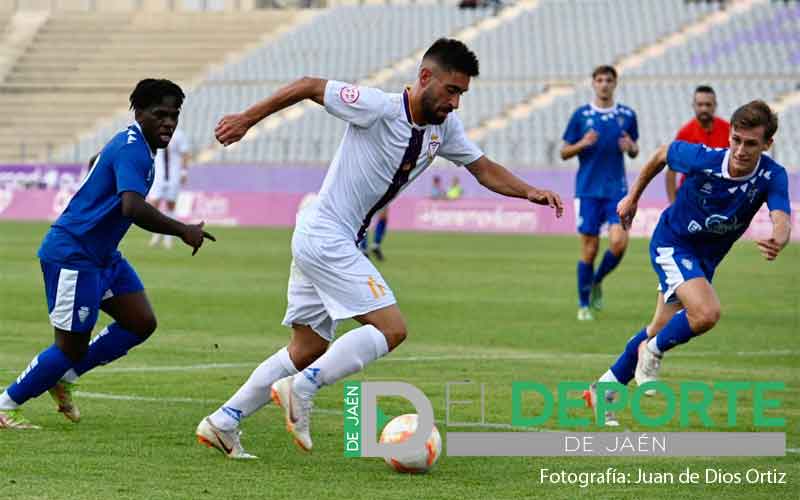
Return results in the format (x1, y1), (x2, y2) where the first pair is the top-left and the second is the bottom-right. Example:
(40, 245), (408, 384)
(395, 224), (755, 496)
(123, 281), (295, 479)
(55, 335), (89, 363)
(609, 240), (627, 257)
(133, 314), (158, 339)
(380, 324), (407, 351)
(689, 305), (720, 333)
(288, 342), (328, 370)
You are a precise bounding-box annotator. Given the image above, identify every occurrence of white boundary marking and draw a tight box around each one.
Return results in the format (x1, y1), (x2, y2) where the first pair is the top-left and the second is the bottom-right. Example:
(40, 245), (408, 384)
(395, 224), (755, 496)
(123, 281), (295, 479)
(2, 349), (790, 375)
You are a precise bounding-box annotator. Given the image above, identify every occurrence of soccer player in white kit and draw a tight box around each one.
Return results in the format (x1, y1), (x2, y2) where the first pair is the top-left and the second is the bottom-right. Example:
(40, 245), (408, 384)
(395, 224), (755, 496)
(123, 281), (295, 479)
(148, 128), (191, 248)
(196, 39), (564, 459)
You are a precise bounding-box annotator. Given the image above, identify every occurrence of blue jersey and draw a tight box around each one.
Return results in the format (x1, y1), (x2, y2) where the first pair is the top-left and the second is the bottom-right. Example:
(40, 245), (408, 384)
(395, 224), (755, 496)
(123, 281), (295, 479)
(563, 103), (639, 199)
(38, 123), (155, 270)
(655, 141), (791, 261)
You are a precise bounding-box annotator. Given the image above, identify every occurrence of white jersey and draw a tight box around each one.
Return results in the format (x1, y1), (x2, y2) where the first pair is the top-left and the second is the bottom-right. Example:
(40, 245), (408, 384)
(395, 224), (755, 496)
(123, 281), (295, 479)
(298, 80), (484, 241)
(154, 128), (190, 186)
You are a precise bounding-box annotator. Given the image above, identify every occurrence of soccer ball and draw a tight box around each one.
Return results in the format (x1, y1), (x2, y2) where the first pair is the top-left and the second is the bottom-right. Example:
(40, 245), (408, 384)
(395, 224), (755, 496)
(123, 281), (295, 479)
(379, 413), (442, 473)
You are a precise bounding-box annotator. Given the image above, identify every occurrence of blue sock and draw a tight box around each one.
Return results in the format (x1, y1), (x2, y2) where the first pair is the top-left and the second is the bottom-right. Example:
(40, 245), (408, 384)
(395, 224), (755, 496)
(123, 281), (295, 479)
(374, 219), (387, 246)
(655, 310), (696, 353)
(593, 250), (622, 284)
(609, 329), (648, 384)
(6, 345), (73, 405)
(72, 323), (144, 377)
(577, 261), (593, 307)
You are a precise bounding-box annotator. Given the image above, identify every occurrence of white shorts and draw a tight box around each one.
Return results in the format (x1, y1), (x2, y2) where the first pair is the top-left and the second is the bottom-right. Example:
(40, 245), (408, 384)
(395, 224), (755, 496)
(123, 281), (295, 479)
(281, 229), (396, 341)
(150, 180), (181, 202)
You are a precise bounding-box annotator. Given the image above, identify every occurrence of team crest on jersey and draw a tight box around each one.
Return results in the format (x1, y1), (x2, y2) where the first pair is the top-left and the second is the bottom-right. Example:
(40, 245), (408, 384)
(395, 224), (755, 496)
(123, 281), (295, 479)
(616, 116), (625, 127)
(747, 187), (759, 203)
(78, 306), (90, 323)
(428, 135), (440, 160)
(339, 86), (360, 104)
(687, 220), (702, 233)
(681, 259), (694, 271)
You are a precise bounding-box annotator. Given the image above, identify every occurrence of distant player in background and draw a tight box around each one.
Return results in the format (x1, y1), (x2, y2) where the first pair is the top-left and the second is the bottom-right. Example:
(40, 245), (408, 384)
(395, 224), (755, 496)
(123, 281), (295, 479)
(196, 38), (563, 459)
(358, 207), (389, 261)
(430, 175), (446, 199)
(665, 85), (730, 204)
(0, 79), (215, 429)
(585, 101), (791, 426)
(561, 65), (639, 321)
(149, 128), (192, 249)
(446, 175), (463, 199)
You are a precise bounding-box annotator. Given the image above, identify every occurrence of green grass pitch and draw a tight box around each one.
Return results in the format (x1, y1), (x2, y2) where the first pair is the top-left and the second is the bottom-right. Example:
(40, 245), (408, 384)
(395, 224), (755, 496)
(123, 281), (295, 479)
(0, 221), (797, 499)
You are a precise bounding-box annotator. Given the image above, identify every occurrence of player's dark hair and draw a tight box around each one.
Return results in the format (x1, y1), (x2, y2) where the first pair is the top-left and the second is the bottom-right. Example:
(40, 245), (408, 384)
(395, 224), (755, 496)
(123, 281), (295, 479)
(129, 78), (185, 111)
(694, 85), (716, 96)
(422, 38), (479, 77)
(730, 100), (778, 141)
(591, 65), (617, 80)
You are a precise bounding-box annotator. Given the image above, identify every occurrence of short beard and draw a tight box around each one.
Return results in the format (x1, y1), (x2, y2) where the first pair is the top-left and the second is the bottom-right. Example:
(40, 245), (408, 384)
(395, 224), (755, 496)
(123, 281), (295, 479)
(421, 90), (447, 125)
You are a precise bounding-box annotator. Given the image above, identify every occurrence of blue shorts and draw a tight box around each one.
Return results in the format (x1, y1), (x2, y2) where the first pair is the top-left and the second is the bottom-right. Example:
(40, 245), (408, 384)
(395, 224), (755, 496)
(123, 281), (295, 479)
(649, 236), (719, 304)
(41, 256), (144, 333)
(574, 197), (622, 236)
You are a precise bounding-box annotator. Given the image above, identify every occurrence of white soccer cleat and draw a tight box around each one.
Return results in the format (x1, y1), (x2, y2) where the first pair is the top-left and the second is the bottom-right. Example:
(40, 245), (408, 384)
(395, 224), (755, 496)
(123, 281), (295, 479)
(270, 376), (313, 452)
(635, 340), (663, 394)
(195, 417), (257, 459)
(583, 383), (619, 427)
(577, 307), (594, 321)
(49, 380), (80, 423)
(0, 409), (41, 430)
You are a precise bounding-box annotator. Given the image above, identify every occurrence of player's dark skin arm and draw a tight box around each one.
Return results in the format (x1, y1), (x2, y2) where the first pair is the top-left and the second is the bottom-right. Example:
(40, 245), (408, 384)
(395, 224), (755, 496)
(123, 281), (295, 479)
(120, 191), (215, 255)
(466, 156), (564, 217)
(215, 77), (327, 146)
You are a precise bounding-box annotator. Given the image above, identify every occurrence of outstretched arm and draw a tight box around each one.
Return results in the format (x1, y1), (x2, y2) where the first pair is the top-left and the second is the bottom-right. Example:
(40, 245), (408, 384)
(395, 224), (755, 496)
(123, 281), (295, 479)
(215, 77), (327, 146)
(466, 156), (563, 217)
(121, 192), (215, 255)
(617, 144), (669, 229)
(756, 210), (791, 261)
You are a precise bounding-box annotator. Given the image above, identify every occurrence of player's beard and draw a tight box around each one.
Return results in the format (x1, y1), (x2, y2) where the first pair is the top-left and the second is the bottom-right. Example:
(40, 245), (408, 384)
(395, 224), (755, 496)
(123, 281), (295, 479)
(421, 90), (451, 125)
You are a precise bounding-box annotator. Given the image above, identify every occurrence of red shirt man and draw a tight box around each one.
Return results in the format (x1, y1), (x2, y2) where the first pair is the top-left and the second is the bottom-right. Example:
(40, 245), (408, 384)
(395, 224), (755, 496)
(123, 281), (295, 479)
(666, 85), (730, 203)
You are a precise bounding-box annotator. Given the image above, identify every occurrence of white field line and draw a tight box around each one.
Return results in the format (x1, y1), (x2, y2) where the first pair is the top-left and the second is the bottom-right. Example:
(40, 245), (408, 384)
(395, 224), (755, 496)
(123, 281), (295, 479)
(2, 349), (791, 375)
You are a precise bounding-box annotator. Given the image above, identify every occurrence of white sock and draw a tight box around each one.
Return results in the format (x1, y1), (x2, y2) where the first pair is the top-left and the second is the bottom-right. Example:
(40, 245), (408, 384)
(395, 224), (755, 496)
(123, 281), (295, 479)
(62, 369), (79, 383)
(209, 347), (297, 431)
(647, 337), (662, 355)
(0, 391), (20, 410)
(598, 370), (618, 384)
(598, 370), (619, 401)
(293, 325), (389, 400)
